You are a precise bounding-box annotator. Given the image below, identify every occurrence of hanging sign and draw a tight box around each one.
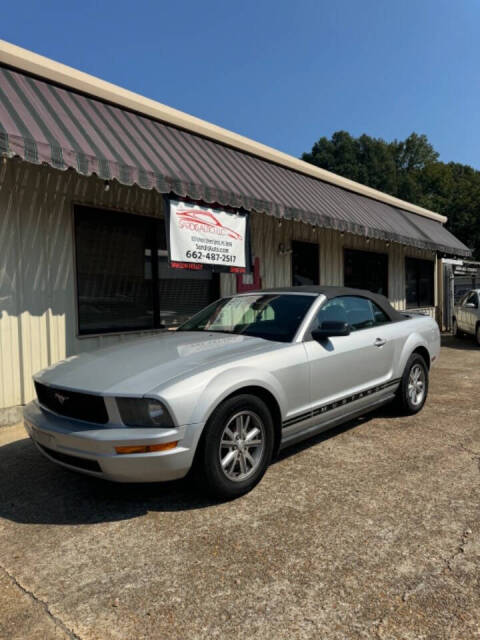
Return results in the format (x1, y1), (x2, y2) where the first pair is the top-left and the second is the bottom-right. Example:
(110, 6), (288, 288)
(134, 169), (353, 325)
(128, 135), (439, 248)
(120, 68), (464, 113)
(166, 199), (250, 273)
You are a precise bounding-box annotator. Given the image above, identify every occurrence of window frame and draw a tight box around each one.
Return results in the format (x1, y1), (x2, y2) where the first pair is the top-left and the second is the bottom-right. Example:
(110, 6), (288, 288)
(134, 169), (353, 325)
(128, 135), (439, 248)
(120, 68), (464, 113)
(405, 257), (435, 309)
(343, 248), (389, 296)
(73, 205), (219, 337)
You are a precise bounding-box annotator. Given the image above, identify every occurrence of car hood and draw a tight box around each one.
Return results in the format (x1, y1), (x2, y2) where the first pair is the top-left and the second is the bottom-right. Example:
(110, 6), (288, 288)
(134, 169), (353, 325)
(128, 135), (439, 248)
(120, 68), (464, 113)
(35, 331), (275, 396)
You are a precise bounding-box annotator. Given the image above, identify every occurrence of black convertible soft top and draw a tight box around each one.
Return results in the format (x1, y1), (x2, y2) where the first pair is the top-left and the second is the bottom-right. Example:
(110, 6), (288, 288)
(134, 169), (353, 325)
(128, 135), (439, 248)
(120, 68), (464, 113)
(247, 286), (405, 323)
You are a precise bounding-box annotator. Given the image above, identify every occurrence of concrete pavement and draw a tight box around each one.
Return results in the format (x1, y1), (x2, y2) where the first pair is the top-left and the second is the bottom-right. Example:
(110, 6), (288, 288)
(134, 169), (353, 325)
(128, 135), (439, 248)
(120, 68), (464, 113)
(1, 335), (479, 639)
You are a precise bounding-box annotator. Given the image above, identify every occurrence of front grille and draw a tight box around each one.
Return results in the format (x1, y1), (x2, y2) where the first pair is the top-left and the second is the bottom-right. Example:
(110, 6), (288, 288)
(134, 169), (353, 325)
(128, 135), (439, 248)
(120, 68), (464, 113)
(35, 382), (109, 424)
(38, 444), (102, 472)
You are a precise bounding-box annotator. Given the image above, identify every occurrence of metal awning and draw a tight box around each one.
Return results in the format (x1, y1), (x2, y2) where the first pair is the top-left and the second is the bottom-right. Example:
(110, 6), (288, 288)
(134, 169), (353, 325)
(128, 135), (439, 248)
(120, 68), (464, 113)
(0, 65), (470, 257)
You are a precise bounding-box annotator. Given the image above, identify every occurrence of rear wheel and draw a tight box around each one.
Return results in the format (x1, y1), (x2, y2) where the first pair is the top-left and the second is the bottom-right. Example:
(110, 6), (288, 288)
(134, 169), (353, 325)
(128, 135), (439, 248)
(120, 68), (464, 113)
(453, 317), (463, 338)
(396, 353), (429, 415)
(476, 324), (480, 347)
(198, 394), (274, 499)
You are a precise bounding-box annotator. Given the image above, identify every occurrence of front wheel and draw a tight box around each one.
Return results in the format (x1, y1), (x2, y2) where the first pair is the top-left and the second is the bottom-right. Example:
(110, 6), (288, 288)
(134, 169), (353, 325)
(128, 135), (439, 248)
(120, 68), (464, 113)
(396, 353), (429, 415)
(476, 324), (480, 347)
(198, 394), (274, 499)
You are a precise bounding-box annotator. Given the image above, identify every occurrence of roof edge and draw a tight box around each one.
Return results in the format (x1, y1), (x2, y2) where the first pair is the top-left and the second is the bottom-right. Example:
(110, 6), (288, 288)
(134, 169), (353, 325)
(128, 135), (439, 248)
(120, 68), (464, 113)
(0, 39), (447, 225)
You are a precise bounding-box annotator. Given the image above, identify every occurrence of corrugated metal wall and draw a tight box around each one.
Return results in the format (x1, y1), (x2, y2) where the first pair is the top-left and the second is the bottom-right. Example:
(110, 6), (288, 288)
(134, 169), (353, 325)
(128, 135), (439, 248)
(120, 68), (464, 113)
(223, 210), (437, 311)
(0, 160), (437, 410)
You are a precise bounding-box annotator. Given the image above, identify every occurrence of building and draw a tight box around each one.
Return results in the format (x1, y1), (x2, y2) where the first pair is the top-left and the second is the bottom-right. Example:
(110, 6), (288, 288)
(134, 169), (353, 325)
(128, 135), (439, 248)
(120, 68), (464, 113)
(0, 40), (470, 425)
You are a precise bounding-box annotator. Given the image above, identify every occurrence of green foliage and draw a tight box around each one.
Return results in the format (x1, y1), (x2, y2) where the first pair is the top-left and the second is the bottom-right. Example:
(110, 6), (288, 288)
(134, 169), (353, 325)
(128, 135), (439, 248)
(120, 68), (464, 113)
(302, 132), (478, 258)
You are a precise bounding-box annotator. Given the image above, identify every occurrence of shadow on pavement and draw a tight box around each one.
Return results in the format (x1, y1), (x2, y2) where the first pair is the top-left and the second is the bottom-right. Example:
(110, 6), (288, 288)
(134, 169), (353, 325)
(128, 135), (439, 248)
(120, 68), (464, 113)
(441, 334), (479, 351)
(0, 436), (217, 526)
(0, 405), (393, 527)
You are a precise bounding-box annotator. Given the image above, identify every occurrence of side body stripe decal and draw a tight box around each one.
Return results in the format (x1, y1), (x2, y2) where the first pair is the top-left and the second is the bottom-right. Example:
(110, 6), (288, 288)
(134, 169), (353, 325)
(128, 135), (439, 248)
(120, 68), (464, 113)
(282, 378), (401, 429)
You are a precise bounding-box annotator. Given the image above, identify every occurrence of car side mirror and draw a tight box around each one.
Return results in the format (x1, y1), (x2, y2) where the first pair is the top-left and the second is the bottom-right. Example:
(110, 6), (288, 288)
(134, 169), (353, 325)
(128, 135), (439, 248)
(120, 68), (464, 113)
(312, 321), (350, 341)
(465, 302), (478, 309)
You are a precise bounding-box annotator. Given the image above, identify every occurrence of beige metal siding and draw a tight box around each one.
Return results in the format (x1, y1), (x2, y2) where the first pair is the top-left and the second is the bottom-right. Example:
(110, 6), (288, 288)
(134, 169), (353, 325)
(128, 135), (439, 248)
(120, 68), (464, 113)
(244, 212), (434, 308)
(0, 161), (166, 407)
(0, 161), (437, 410)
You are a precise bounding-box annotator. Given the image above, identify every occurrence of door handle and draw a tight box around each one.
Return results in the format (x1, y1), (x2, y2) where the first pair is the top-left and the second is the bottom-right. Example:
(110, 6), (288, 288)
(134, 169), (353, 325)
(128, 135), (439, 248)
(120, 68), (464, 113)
(374, 338), (386, 347)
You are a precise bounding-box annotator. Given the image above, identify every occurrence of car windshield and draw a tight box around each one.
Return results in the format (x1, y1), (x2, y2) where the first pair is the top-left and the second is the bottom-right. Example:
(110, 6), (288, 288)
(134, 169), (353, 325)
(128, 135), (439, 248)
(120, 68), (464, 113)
(177, 294), (315, 342)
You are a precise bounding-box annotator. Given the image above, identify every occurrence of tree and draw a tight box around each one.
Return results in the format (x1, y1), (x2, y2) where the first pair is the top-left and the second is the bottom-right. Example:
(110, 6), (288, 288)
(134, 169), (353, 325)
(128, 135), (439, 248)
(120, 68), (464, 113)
(302, 131), (479, 259)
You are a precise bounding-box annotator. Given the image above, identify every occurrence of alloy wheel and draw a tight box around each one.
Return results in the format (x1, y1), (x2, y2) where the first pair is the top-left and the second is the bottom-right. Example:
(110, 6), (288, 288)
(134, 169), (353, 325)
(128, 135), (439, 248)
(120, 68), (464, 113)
(219, 411), (265, 482)
(408, 364), (426, 407)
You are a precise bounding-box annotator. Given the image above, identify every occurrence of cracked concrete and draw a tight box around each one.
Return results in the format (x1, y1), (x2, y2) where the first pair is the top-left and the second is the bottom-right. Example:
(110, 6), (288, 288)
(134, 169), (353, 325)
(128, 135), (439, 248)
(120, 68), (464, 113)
(0, 334), (479, 639)
(0, 563), (80, 640)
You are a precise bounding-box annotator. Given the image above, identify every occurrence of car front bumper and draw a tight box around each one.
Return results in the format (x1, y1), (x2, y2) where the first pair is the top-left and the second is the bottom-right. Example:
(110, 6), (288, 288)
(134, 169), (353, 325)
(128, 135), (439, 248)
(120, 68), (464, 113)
(24, 401), (204, 483)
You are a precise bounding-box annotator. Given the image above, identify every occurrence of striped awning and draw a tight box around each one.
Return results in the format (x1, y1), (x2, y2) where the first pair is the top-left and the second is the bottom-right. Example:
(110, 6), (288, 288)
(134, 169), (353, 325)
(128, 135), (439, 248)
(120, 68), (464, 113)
(0, 65), (470, 257)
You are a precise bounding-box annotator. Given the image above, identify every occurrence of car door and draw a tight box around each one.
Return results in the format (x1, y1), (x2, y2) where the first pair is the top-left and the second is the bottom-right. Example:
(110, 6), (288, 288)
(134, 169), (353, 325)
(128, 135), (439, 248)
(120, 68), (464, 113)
(303, 295), (398, 420)
(462, 292), (479, 334)
(456, 293), (467, 331)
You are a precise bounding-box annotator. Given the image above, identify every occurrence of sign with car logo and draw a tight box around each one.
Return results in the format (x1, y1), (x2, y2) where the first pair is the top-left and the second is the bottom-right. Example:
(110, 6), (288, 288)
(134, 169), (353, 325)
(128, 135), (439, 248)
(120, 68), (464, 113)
(166, 198), (250, 273)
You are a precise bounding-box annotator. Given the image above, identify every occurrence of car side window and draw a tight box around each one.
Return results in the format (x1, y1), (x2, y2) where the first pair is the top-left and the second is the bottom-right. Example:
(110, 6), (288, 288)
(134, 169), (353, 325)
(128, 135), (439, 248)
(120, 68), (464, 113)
(371, 300), (390, 325)
(465, 292), (478, 308)
(316, 296), (391, 332)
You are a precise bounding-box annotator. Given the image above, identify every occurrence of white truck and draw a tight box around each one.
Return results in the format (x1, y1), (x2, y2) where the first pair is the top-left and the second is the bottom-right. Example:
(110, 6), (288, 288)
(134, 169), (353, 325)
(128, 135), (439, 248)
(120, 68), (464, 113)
(453, 289), (480, 346)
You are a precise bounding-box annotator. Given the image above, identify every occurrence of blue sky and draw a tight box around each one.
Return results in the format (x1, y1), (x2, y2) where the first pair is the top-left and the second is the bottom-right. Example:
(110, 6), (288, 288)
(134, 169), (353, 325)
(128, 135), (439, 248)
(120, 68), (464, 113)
(2, 0), (479, 168)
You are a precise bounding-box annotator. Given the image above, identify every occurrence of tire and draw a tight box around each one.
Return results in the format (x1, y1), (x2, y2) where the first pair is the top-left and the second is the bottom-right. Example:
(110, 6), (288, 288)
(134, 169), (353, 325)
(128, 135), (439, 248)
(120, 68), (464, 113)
(453, 317), (463, 338)
(476, 324), (480, 347)
(396, 353), (429, 415)
(198, 394), (274, 499)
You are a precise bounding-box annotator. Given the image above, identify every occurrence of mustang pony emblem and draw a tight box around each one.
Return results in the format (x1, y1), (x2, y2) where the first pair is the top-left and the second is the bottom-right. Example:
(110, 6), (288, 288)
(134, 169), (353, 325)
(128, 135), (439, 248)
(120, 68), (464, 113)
(176, 209), (243, 240)
(54, 392), (69, 405)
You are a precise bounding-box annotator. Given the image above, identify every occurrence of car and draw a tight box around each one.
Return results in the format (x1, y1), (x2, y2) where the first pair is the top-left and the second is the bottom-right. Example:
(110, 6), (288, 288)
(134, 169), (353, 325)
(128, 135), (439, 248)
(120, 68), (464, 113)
(453, 289), (480, 346)
(24, 286), (440, 499)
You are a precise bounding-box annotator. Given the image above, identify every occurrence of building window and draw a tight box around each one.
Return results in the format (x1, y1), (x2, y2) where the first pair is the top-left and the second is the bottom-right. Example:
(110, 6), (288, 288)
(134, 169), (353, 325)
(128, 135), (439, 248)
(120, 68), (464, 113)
(405, 258), (434, 308)
(344, 249), (388, 296)
(74, 206), (218, 335)
(292, 241), (319, 286)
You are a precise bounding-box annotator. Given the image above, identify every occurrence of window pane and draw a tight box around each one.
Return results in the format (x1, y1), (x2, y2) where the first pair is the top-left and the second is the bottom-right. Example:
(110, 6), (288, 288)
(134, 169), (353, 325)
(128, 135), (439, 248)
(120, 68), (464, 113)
(371, 301), (390, 325)
(317, 296), (375, 331)
(157, 256), (218, 328)
(156, 223), (219, 328)
(405, 259), (418, 307)
(292, 241), (319, 286)
(465, 293), (478, 307)
(418, 261), (434, 307)
(316, 300), (349, 326)
(405, 258), (434, 308)
(179, 294), (314, 342)
(344, 249), (388, 295)
(75, 208), (155, 334)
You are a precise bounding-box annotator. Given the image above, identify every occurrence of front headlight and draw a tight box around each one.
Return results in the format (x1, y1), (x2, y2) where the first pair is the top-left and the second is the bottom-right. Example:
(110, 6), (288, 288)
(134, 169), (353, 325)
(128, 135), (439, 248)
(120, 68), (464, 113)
(116, 397), (173, 428)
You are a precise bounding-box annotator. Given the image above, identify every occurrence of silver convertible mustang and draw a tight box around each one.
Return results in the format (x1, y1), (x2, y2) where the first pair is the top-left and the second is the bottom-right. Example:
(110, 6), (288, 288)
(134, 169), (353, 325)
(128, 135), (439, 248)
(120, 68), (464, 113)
(25, 287), (440, 498)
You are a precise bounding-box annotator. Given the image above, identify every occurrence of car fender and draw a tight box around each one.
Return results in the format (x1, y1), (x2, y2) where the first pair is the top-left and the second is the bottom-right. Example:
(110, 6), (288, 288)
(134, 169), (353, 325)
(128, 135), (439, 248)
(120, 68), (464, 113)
(397, 331), (432, 376)
(158, 365), (287, 429)
(191, 366), (287, 427)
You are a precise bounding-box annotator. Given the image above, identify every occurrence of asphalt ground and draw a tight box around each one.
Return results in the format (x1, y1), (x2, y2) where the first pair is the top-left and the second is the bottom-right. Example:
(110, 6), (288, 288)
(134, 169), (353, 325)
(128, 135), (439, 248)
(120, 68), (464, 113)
(0, 335), (479, 639)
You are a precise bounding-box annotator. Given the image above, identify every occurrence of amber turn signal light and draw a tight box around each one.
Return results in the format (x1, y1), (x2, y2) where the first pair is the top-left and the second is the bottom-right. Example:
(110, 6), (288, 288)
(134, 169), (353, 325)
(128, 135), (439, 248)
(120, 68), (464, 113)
(115, 441), (178, 455)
